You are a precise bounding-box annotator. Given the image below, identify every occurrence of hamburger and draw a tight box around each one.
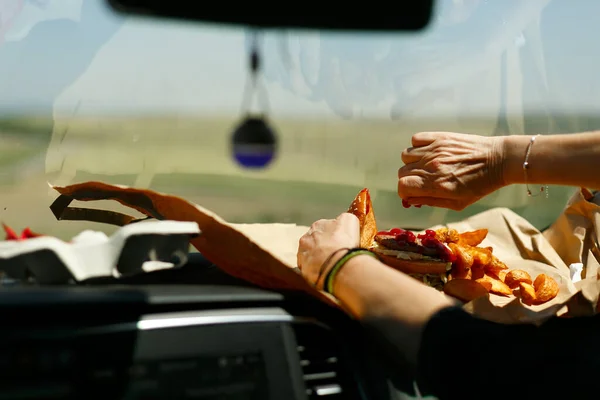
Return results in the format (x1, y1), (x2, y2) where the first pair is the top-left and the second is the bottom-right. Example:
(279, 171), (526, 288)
(347, 188), (455, 289)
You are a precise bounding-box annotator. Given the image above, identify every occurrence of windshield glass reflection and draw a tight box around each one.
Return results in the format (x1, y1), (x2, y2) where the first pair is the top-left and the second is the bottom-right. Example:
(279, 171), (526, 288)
(0, 0), (598, 240)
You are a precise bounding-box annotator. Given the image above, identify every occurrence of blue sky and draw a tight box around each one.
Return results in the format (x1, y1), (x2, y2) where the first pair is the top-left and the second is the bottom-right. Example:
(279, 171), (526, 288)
(1, 0), (600, 120)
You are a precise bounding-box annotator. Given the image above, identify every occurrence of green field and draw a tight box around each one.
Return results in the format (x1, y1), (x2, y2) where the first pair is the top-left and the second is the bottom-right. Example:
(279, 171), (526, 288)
(0, 114), (582, 241)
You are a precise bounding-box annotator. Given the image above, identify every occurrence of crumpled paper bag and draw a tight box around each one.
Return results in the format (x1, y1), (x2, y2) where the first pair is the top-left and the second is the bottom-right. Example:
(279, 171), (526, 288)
(542, 188), (600, 316)
(49, 181), (600, 324)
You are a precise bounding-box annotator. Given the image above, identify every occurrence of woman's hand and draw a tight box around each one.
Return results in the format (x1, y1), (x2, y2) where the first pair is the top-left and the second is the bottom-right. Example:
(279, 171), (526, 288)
(297, 213), (360, 288)
(297, 213), (456, 369)
(398, 131), (506, 211)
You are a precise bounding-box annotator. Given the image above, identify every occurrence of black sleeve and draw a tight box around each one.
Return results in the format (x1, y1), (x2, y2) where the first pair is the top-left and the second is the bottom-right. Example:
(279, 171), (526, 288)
(417, 307), (600, 400)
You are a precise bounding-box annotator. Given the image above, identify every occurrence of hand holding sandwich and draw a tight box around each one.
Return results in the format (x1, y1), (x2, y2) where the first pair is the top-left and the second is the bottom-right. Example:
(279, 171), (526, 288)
(297, 192), (456, 367)
(297, 213), (360, 289)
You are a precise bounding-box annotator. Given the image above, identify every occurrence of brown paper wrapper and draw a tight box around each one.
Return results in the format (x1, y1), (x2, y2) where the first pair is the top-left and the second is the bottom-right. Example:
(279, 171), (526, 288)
(50, 181), (341, 310)
(50, 182), (600, 324)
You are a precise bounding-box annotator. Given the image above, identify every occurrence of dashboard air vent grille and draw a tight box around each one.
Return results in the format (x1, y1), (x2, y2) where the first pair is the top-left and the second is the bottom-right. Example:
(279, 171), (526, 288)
(292, 322), (360, 400)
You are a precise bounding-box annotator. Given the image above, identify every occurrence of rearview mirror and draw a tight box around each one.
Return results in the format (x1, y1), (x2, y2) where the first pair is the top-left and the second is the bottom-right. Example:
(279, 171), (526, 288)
(106, 1), (435, 31)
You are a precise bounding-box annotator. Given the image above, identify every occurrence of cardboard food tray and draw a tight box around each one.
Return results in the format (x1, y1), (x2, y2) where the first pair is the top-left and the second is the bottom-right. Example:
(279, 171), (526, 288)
(49, 181), (600, 324)
(0, 220), (200, 284)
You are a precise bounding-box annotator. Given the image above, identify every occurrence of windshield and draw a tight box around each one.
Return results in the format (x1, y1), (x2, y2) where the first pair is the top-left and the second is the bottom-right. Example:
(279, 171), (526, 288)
(0, 0), (596, 240)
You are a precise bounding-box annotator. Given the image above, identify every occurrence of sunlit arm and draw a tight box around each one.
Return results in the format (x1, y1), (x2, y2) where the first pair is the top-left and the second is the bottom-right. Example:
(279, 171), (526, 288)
(502, 132), (600, 190)
(331, 254), (455, 367)
(330, 254), (600, 400)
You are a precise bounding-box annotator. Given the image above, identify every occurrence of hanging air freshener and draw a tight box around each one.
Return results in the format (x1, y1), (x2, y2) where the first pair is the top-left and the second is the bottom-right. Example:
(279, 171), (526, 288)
(231, 30), (278, 169)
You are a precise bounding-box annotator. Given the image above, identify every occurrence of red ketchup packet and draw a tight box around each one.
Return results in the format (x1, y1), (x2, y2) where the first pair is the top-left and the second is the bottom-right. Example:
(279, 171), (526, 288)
(2, 223), (43, 241)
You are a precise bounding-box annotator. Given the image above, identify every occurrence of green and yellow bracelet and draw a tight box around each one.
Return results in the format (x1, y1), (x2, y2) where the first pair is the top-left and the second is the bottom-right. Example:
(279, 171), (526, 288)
(323, 248), (378, 295)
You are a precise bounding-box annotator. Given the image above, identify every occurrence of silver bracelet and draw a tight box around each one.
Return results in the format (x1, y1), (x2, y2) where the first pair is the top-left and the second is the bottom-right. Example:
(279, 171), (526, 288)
(523, 134), (549, 198)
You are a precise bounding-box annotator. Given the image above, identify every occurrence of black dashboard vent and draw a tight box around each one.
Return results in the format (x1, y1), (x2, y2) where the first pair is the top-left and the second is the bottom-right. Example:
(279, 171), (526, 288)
(292, 322), (360, 400)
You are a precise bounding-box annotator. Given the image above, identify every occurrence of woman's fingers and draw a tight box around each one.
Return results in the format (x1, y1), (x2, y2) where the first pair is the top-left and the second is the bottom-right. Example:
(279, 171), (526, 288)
(404, 197), (467, 211)
(397, 175), (439, 199)
(336, 212), (359, 227)
(403, 134), (439, 163)
(398, 131), (501, 210)
(397, 162), (416, 179)
(397, 163), (462, 209)
(411, 132), (441, 147)
(401, 146), (427, 164)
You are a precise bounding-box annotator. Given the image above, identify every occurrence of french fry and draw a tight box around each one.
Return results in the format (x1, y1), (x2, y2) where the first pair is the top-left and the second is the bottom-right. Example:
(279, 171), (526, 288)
(448, 242), (474, 270)
(443, 279), (490, 302)
(469, 246), (493, 267)
(533, 274), (559, 304)
(504, 270), (533, 289)
(484, 256), (510, 281)
(472, 247), (494, 267)
(485, 263), (508, 281)
(471, 265), (485, 280)
(489, 257), (509, 270)
(458, 229), (488, 247)
(449, 243), (493, 272)
(448, 265), (472, 280)
(476, 274), (512, 296)
(519, 282), (537, 305)
(496, 269), (508, 282)
(474, 278), (492, 292)
(435, 227), (460, 244)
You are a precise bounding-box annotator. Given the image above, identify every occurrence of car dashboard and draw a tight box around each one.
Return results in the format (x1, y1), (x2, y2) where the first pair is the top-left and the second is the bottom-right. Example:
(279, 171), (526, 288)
(0, 254), (421, 400)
